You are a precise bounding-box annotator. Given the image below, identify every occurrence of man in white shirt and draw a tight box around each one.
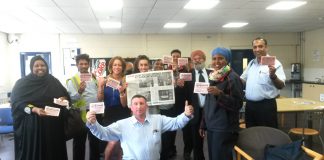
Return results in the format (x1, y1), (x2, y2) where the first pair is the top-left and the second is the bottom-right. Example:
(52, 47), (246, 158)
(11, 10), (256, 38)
(241, 37), (286, 128)
(86, 94), (194, 160)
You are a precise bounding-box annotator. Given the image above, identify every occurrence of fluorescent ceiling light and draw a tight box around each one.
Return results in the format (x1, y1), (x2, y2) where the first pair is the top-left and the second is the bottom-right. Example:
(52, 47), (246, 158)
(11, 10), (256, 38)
(266, 1), (307, 10)
(164, 23), (187, 28)
(222, 22), (248, 28)
(99, 21), (121, 28)
(184, 0), (219, 10)
(90, 0), (123, 11)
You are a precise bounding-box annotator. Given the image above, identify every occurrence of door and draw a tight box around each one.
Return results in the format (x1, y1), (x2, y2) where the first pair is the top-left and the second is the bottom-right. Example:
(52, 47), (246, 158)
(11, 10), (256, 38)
(230, 49), (254, 75)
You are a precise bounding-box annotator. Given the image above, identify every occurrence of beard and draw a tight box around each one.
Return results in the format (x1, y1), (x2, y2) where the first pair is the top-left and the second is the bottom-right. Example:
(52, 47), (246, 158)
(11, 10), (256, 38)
(194, 62), (206, 70)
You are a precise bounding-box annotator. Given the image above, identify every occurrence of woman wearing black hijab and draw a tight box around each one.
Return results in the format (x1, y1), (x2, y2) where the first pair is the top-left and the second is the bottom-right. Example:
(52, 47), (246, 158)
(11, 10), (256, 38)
(11, 56), (70, 160)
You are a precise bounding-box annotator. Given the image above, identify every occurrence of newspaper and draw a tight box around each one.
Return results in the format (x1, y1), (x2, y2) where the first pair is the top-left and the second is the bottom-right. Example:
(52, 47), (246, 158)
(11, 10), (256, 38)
(126, 70), (175, 106)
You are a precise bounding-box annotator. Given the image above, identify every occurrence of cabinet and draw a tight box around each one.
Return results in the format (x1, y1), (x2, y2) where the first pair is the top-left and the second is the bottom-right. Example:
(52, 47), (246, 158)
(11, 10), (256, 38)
(302, 83), (324, 101)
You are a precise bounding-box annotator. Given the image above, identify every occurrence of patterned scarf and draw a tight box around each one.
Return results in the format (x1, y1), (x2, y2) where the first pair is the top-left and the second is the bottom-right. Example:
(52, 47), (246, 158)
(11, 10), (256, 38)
(209, 65), (231, 82)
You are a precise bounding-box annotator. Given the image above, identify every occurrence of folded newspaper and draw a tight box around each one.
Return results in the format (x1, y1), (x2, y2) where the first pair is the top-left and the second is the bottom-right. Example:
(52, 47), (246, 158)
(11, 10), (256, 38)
(126, 70), (175, 106)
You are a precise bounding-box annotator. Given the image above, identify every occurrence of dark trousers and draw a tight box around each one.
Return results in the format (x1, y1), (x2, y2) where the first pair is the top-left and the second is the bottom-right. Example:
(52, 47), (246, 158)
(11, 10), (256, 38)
(160, 108), (179, 160)
(207, 131), (238, 160)
(245, 98), (278, 128)
(182, 122), (205, 160)
(73, 116), (102, 160)
(182, 107), (205, 160)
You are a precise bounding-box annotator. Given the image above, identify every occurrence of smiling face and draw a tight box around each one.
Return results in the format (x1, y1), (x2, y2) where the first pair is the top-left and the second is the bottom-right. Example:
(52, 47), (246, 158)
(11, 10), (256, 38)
(32, 60), (47, 77)
(211, 54), (228, 70)
(77, 59), (89, 73)
(252, 39), (268, 62)
(130, 97), (148, 119)
(112, 59), (123, 75)
(171, 52), (181, 63)
(138, 59), (149, 73)
(192, 54), (206, 70)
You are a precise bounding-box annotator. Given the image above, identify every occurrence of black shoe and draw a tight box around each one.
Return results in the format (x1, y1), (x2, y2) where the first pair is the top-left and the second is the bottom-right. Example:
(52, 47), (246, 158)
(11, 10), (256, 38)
(184, 152), (191, 160)
(167, 150), (177, 159)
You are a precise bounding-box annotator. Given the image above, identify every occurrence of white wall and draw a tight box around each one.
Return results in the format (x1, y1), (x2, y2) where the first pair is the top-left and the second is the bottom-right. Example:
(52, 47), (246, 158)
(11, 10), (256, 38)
(3, 32), (301, 92)
(0, 32), (10, 92)
(304, 28), (324, 81)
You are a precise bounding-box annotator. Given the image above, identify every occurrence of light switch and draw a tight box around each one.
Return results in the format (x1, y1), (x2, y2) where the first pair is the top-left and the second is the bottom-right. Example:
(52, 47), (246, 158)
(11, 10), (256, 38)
(320, 93), (324, 102)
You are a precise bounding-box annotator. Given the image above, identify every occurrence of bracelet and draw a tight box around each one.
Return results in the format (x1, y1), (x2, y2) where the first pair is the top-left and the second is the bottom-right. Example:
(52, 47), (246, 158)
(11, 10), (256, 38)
(120, 92), (126, 97)
(270, 74), (277, 80)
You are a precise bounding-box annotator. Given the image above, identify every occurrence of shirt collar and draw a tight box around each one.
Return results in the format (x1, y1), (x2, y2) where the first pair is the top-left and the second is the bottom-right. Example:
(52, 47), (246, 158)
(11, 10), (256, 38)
(130, 115), (151, 126)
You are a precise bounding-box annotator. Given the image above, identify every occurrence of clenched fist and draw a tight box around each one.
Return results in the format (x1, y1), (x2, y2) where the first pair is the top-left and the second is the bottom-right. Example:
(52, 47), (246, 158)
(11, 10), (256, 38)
(184, 105), (194, 117)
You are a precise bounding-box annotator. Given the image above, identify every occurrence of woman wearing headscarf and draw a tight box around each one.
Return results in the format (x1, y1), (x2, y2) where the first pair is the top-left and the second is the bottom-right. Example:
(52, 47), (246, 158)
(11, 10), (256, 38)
(199, 47), (244, 160)
(11, 56), (70, 160)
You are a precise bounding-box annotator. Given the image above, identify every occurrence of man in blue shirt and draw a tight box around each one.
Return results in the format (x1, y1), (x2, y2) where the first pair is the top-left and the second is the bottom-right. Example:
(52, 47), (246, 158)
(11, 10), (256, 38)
(86, 94), (194, 160)
(241, 37), (286, 128)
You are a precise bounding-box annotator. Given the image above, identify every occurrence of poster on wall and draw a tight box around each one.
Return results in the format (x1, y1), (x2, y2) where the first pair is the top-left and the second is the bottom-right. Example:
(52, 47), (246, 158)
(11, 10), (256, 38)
(63, 48), (80, 76)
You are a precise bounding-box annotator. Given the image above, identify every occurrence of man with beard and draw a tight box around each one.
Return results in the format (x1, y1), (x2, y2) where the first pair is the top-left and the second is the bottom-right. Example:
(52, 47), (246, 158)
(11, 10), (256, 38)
(183, 50), (211, 160)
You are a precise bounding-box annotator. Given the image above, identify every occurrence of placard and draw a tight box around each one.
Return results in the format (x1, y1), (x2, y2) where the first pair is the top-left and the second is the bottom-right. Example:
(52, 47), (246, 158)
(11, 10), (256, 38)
(179, 73), (192, 81)
(194, 82), (209, 94)
(45, 106), (60, 117)
(178, 58), (188, 66)
(106, 77), (121, 89)
(53, 98), (69, 106)
(261, 56), (276, 65)
(80, 73), (92, 82)
(163, 55), (173, 64)
(89, 102), (105, 114)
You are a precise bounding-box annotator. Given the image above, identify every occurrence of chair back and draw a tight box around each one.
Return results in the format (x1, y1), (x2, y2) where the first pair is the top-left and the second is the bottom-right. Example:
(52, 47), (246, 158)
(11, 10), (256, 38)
(237, 126), (292, 160)
(0, 108), (13, 125)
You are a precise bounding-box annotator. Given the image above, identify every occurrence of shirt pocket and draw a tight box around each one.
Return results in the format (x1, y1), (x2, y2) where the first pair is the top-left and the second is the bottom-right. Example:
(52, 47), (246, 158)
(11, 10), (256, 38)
(258, 68), (270, 85)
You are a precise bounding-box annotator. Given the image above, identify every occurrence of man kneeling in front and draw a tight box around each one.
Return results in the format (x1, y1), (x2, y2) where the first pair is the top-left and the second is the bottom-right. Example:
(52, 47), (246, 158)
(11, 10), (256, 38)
(86, 94), (194, 160)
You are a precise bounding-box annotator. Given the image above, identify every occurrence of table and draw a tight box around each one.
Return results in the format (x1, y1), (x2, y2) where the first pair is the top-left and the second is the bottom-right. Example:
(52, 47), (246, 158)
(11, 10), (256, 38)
(277, 98), (324, 112)
(0, 103), (10, 109)
(276, 98), (324, 148)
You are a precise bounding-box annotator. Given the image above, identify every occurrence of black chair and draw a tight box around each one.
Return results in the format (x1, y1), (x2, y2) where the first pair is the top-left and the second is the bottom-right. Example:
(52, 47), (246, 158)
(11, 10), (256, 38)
(0, 107), (14, 142)
(234, 126), (323, 160)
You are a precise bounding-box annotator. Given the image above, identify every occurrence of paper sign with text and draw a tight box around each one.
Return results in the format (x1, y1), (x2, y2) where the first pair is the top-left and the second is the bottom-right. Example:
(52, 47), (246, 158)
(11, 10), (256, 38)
(163, 55), (173, 64)
(261, 56), (276, 65)
(178, 58), (188, 66)
(80, 73), (92, 81)
(179, 73), (192, 81)
(194, 82), (209, 94)
(45, 106), (60, 116)
(53, 98), (69, 106)
(89, 102), (105, 114)
(106, 77), (121, 89)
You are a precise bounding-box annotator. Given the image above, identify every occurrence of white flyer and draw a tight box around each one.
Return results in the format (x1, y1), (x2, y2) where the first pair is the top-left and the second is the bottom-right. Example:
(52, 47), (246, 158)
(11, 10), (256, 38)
(106, 77), (121, 89)
(89, 102), (105, 114)
(178, 58), (188, 66)
(53, 98), (69, 106)
(45, 106), (60, 117)
(179, 73), (192, 81)
(163, 55), (173, 64)
(261, 56), (276, 65)
(80, 73), (92, 82)
(194, 82), (209, 94)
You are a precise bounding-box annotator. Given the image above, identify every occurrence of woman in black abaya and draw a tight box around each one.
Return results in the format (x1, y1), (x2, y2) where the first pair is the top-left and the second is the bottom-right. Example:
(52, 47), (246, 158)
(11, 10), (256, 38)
(11, 56), (70, 160)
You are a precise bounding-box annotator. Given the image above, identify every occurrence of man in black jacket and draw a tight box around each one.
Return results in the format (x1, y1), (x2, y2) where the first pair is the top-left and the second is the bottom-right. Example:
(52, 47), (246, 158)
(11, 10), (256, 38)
(183, 50), (211, 160)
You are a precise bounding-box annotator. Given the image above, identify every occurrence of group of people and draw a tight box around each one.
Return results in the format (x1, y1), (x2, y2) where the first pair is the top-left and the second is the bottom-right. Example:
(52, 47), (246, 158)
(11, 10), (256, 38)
(11, 37), (286, 160)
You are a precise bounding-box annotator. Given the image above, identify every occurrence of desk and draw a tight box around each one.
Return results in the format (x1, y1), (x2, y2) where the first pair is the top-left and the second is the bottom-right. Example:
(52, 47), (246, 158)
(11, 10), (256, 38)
(277, 98), (324, 112)
(0, 103), (10, 109)
(276, 98), (324, 148)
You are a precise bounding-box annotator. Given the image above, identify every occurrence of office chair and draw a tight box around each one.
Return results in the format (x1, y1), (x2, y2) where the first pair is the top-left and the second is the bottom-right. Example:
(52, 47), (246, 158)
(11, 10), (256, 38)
(0, 107), (14, 141)
(234, 126), (323, 160)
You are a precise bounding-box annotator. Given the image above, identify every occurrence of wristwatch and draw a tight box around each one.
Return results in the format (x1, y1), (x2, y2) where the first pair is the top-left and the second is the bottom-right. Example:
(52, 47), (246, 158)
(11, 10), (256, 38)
(24, 104), (34, 114)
